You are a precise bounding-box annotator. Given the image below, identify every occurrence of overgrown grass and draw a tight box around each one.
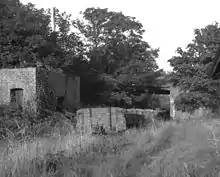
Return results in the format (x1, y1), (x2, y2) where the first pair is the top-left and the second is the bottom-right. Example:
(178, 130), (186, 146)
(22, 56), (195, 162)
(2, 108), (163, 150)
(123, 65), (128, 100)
(1, 117), (220, 177)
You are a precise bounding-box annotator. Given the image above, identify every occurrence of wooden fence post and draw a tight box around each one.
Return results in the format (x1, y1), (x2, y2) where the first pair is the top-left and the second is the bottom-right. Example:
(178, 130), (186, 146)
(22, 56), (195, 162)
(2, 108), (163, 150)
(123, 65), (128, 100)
(82, 110), (84, 135)
(89, 107), (92, 117)
(116, 108), (118, 122)
(80, 110), (84, 150)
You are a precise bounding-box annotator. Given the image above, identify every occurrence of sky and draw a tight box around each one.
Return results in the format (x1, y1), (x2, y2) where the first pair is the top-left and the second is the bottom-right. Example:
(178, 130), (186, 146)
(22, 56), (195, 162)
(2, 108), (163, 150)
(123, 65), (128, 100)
(20, 0), (220, 71)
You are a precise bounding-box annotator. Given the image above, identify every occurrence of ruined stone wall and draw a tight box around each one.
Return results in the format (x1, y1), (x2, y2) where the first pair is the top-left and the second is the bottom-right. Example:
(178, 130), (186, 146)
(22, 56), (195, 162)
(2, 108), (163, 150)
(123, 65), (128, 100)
(36, 67), (56, 114)
(76, 107), (157, 134)
(63, 75), (80, 112)
(0, 67), (36, 112)
(36, 67), (81, 114)
(169, 86), (193, 120)
(170, 86), (179, 119)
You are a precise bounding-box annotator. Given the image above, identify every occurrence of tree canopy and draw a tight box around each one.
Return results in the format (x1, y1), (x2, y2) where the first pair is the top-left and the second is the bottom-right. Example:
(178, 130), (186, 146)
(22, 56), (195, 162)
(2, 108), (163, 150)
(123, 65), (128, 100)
(0, 1), (164, 108)
(168, 22), (220, 113)
(73, 7), (162, 107)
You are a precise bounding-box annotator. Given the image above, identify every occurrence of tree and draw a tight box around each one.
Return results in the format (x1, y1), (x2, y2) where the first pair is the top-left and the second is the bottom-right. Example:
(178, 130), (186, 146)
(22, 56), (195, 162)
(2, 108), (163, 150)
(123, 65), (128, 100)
(0, 1), (85, 68)
(73, 7), (161, 107)
(74, 8), (159, 74)
(168, 22), (220, 113)
(0, 2), (104, 106)
(0, 2), (55, 67)
(0, 3), (164, 108)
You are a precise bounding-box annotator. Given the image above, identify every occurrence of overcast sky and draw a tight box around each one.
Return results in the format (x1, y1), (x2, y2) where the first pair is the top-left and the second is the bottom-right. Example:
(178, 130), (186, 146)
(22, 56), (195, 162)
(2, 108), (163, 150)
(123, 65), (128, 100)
(21, 0), (220, 71)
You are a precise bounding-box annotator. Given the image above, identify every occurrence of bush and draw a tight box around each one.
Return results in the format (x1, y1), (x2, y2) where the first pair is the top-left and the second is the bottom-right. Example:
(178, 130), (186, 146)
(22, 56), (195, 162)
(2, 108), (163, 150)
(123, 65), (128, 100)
(0, 105), (77, 141)
(92, 124), (107, 135)
(0, 105), (33, 141)
(156, 109), (171, 121)
(2, 107), (220, 177)
(175, 92), (220, 114)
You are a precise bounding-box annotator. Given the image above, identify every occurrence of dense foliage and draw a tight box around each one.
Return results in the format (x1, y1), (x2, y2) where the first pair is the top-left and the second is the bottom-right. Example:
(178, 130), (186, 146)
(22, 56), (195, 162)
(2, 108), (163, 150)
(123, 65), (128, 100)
(72, 8), (163, 107)
(168, 22), (220, 113)
(0, 1), (163, 108)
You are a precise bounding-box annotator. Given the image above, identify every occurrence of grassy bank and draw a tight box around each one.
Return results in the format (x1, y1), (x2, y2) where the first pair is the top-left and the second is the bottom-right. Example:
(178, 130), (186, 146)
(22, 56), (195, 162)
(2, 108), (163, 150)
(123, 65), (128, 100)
(1, 119), (220, 177)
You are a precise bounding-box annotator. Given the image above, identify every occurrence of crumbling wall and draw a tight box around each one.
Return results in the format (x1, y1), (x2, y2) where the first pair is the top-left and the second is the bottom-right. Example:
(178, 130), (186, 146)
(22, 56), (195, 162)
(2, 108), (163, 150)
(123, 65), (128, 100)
(36, 67), (55, 115)
(63, 75), (80, 112)
(36, 67), (81, 114)
(66, 76), (80, 112)
(76, 107), (125, 134)
(76, 107), (157, 134)
(170, 86), (179, 119)
(0, 67), (36, 113)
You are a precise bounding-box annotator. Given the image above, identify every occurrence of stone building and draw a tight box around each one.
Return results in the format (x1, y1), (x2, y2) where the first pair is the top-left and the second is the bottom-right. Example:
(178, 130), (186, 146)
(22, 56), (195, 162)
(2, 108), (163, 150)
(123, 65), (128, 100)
(76, 107), (157, 134)
(0, 66), (80, 115)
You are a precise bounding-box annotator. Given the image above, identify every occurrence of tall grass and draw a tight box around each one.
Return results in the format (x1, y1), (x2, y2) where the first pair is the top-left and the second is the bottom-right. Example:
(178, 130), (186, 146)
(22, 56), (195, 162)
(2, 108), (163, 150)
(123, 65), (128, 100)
(1, 117), (220, 177)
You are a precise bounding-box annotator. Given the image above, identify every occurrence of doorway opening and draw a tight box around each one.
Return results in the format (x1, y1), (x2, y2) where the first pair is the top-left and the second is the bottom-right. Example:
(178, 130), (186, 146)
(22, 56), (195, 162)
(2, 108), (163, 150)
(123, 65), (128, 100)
(56, 96), (64, 111)
(10, 88), (24, 110)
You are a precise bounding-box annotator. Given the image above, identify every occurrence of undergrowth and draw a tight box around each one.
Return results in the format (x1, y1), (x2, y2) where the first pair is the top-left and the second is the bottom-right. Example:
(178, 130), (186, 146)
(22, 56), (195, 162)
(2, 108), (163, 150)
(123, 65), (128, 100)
(1, 112), (220, 177)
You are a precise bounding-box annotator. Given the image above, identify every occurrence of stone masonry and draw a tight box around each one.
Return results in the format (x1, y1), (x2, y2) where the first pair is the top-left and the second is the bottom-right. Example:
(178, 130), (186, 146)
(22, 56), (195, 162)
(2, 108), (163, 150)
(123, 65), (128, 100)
(0, 67), (37, 113)
(76, 107), (157, 134)
(0, 67), (80, 115)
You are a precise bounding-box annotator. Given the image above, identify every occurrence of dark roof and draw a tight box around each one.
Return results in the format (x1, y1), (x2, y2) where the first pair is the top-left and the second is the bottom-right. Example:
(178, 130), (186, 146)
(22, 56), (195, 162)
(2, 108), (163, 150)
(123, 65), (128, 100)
(148, 87), (170, 94)
(210, 49), (220, 78)
(61, 66), (78, 76)
(135, 85), (170, 95)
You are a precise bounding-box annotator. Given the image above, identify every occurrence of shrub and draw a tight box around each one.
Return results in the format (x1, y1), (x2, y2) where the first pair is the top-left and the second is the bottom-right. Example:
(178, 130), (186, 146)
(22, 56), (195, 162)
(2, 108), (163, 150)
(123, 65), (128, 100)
(156, 109), (171, 121)
(0, 105), (76, 141)
(0, 105), (33, 141)
(1, 111), (220, 177)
